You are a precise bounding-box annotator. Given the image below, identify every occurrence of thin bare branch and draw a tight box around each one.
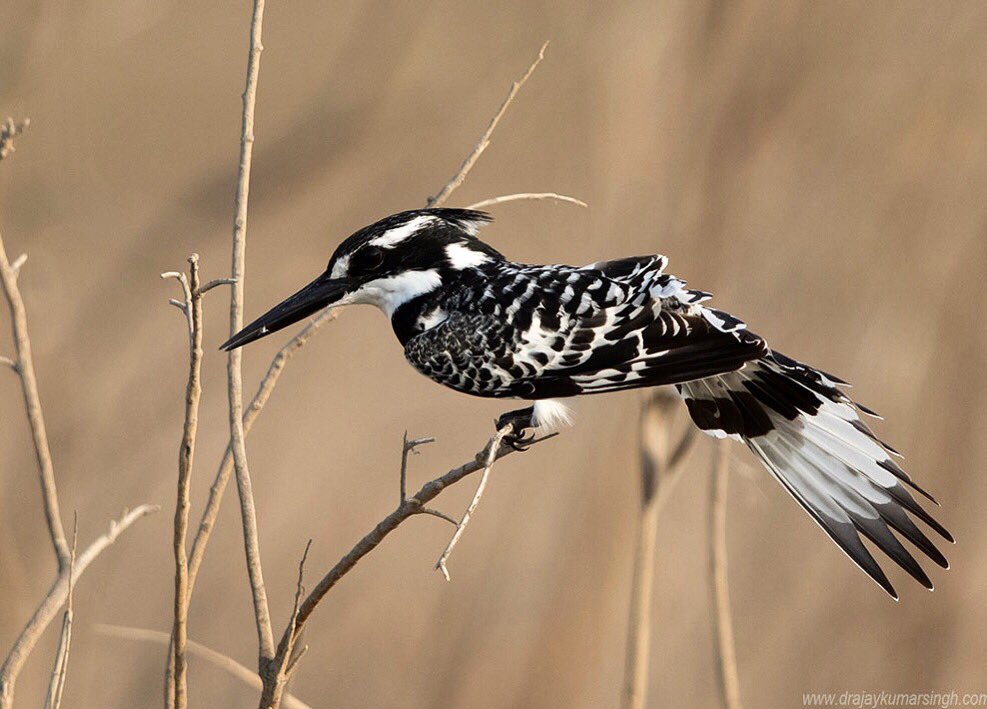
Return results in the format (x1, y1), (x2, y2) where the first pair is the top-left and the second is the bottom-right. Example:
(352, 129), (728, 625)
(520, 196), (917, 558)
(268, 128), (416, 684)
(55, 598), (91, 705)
(198, 277), (238, 295)
(44, 515), (77, 709)
(226, 0), (276, 667)
(400, 432), (436, 503)
(290, 431), (555, 636)
(0, 235), (71, 568)
(427, 42), (548, 207)
(258, 541), (313, 708)
(0, 355), (16, 371)
(168, 255), (204, 709)
(0, 117), (30, 161)
(94, 626), (313, 709)
(466, 193), (587, 210)
(435, 426), (512, 581)
(0, 505), (159, 707)
(709, 441), (743, 709)
(418, 508), (458, 526)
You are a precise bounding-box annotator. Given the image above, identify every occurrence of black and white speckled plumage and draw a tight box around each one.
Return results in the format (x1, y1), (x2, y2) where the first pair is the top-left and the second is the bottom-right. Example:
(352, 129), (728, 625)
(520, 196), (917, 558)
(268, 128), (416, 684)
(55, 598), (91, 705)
(224, 208), (952, 599)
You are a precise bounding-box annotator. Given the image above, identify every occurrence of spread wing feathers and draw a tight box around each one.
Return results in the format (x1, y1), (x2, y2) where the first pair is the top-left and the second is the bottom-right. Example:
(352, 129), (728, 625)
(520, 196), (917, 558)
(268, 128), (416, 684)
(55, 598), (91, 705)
(678, 354), (952, 598)
(404, 255), (766, 399)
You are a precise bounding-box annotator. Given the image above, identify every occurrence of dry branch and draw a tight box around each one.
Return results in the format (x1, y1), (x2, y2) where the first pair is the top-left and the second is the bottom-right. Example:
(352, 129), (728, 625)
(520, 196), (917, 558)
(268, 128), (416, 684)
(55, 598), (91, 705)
(708, 442), (742, 709)
(621, 393), (695, 709)
(254, 430), (555, 708)
(94, 625), (313, 709)
(0, 505), (158, 707)
(0, 231), (72, 568)
(427, 42), (548, 207)
(225, 0), (277, 669)
(434, 426), (512, 581)
(43, 516), (77, 709)
(466, 193), (587, 210)
(162, 255), (205, 709)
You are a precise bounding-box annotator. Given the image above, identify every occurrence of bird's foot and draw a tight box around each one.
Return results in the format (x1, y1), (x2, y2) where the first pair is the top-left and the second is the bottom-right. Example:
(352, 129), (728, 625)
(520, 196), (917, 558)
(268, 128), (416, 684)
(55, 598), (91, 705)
(495, 406), (536, 451)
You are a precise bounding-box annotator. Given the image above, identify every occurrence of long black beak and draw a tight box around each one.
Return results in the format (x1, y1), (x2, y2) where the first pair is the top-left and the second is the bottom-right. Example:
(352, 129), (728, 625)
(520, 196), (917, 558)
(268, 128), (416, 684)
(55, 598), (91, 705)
(220, 274), (353, 351)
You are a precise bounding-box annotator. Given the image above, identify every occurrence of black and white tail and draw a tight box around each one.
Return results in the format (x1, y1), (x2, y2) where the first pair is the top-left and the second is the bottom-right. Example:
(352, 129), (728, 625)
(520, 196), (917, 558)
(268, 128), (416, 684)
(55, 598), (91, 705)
(678, 350), (953, 599)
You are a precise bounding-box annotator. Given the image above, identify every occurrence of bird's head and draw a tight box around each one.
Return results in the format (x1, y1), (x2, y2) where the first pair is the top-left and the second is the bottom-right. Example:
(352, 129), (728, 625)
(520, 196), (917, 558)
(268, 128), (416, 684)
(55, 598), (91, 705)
(221, 208), (500, 350)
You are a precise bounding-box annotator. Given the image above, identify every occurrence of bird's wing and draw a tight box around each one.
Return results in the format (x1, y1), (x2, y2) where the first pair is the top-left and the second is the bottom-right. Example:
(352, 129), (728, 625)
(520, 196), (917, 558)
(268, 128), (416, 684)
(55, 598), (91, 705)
(404, 257), (768, 399)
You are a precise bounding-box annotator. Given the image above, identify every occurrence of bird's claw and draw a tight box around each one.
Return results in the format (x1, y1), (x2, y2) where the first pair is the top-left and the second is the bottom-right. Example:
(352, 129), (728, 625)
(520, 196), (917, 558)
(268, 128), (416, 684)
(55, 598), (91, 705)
(495, 406), (536, 452)
(504, 428), (535, 451)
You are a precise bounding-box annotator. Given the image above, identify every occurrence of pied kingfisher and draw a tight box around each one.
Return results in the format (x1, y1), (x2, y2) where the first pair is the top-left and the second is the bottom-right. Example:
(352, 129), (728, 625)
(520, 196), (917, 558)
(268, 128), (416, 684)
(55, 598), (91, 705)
(223, 207), (951, 598)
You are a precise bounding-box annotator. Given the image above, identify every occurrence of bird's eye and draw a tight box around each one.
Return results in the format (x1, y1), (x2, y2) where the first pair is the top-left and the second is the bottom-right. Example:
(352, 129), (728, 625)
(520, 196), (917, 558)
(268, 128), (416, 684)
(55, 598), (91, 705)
(352, 246), (385, 274)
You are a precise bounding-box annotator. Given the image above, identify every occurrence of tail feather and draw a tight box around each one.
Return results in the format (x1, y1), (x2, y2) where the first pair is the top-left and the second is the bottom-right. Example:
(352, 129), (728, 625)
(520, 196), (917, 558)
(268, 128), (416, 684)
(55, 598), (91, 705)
(679, 350), (952, 599)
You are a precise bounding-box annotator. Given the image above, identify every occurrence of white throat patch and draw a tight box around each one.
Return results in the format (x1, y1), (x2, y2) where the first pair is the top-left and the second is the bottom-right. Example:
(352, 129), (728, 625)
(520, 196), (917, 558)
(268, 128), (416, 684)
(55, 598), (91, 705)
(342, 268), (442, 317)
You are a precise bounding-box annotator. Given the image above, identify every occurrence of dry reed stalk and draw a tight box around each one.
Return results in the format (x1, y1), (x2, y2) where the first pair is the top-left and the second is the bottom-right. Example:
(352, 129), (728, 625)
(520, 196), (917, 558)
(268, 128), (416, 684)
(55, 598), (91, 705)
(708, 441), (743, 709)
(621, 393), (694, 709)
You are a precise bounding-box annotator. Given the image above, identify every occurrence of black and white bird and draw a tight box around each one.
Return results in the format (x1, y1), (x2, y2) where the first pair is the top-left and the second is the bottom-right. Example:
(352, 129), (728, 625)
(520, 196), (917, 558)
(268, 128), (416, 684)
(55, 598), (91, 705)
(222, 207), (951, 599)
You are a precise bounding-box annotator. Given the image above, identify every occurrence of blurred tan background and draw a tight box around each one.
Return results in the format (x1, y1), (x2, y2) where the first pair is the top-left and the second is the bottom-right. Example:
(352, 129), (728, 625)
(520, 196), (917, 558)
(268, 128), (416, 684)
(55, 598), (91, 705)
(2, 1), (986, 707)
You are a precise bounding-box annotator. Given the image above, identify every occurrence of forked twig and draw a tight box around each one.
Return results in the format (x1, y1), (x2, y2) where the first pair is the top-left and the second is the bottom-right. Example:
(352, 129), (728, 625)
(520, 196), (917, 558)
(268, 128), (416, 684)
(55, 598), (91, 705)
(400, 432), (436, 503)
(163, 255), (205, 709)
(0, 505), (158, 708)
(43, 515), (77, 709)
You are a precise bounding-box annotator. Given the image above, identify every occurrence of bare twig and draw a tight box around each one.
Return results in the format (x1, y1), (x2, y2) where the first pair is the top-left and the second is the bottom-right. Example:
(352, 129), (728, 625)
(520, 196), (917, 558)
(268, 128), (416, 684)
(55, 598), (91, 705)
(43, 515), (77, 709)
(164, 255), (205, 709)
(400, 432), (436, 503)
(294, 430), (554, 626)
(198, 277), (238, 295)
(0, 234), (72, 568)
(419, 508), (458, 526)
(0, 355), (15, 371)
(621, 393), (696, 709)
(427, 42), (548, 207)
(434, 426), (512, 581)
(252, 431), (555, 708)
(225, 0), (277, 669)
(0, 117), (30, 161)
(466, 193), (587, 210)
(0, 505), (159, 707)
(94, 625), (313, 709)
(258, 542), (313, 708)
(709, 441), (743, 709)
